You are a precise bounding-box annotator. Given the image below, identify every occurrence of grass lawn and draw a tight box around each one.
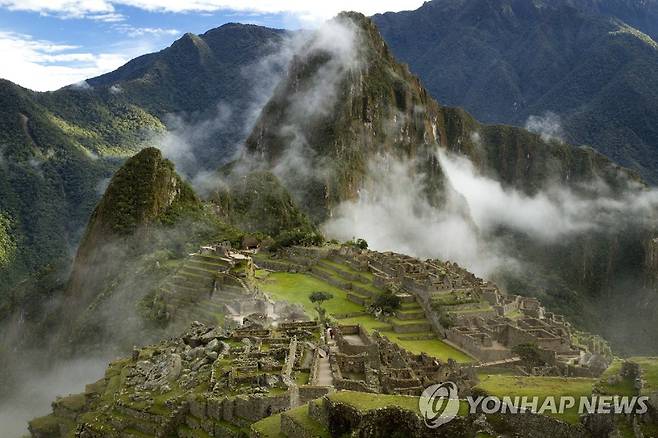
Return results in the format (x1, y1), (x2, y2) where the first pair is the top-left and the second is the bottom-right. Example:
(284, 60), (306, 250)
(284, 405), (329, 437)
(388, 335), (473, 363)
(596, 359), (636, 396)
(251, 413), (284, 438)
(630, 357), (658, 395)
(330, 391), (420, 412)
(258, 270), (473, 364)
(476, 374), (596, 424)
(330, 391), (470, 417)
(258, 272), (362, 316)
(336, 316), (472, 363)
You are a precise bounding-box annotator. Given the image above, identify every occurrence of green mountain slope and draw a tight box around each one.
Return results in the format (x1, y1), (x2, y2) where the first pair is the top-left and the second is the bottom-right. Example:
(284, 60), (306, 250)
(0, 79), (158, 317)
(215, 170), (319, 239)
(0, 24), (286, 312)
(238, 12), (658, 352)
(373, 0), (658, 183)
(66, 148), (200, 301)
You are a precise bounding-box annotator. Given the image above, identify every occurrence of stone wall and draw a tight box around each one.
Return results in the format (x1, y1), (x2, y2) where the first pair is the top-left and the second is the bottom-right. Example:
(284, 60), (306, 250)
(279, 411), (315, 438)
(393, 322), (431, 334)
(446, 329), (512, 362)
(298, 386), (332, 404)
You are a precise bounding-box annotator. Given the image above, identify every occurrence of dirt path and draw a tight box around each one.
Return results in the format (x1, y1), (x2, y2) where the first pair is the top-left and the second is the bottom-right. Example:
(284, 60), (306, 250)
(316, 354), (333, 386)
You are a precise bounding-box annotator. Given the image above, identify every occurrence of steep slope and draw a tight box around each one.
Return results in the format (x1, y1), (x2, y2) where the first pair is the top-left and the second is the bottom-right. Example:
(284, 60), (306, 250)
(238, 12), (657, 352)
(0, 23), (286, 312)
(67, 147), (200, 301)
(0, 80), (155, 317)
(373, 0), (658, 182)
(215, 170), (320, 240)
(243, 12), (635, 218)
(87, 24), (287, 118)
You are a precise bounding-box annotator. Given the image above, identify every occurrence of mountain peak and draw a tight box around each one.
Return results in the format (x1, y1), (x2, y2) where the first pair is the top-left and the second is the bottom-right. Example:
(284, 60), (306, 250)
(66, 147), (199, 298)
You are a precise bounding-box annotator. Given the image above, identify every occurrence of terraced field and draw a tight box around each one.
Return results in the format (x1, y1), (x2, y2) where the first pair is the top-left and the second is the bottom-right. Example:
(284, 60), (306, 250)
(161, 252), (248, 325)
(256, 254), (473, 363)
(476, 374), (597, 424)
(251, 391), (471, 437)
(630, 357), (658, 395)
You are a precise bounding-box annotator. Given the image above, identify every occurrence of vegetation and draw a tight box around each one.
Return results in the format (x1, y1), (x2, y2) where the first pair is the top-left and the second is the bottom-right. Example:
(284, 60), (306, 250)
(476, 374), (597, 424)
(512, 343), (547, 368)
(346, 238), (368, 250)
(0, 23), (286, 320)
(629, 357), (658, 395)
(374, 0), (658, 183)
(257, 254), (473, 363)
(258, 272), (361, 316)
(0, 213), (15, 267)
(594, 359), (636, 397)
(371, 290), (401, 315)
(216, 171), (320, 242)
(309, 291), (334, 325)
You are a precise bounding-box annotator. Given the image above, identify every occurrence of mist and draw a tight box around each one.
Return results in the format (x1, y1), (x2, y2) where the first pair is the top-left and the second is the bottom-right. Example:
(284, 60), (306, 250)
(0, 356), (109, 437)
(323, 147), (658, 279)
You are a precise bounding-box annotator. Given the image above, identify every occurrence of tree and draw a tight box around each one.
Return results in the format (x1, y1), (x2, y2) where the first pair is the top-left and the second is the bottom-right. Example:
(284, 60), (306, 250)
(371, 291), (401, 315)
(347, 238), (368, 250)
(309, 291), (333, 326)
(512, 343), (546, 368)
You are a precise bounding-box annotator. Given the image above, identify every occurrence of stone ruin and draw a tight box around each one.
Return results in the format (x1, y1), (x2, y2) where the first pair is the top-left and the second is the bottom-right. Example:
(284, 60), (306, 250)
(30, 320), (335, 438)
(329, 246), (612, 376)
(325, 324), (476, 396)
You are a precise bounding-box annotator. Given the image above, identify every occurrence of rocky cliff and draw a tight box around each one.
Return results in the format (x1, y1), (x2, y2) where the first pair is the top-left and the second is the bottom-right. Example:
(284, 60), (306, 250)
(237, 12), (657, 352)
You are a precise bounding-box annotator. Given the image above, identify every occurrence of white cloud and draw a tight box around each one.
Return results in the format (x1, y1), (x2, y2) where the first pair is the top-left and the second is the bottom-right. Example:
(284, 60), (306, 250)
(114, 24), (180, 37)
(323, 148), (658, 279)
(525, 111), (565, 143)
(0, 31), (149, 91)
(0, 0), (426, 22)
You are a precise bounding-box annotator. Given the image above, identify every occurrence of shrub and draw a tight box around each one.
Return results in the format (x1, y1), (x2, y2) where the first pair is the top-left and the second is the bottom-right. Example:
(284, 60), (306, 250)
(371, 291), (401, 314)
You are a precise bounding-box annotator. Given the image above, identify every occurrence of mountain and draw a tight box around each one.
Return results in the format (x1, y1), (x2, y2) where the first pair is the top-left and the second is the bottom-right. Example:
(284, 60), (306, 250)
(236, 12), (657, 352)
(215, 170), (320, 241)
(373, 0), (658, 183)
(0, 23), (286, 314)
(243, 12), (637, 216)
(66, 147), (200, 302)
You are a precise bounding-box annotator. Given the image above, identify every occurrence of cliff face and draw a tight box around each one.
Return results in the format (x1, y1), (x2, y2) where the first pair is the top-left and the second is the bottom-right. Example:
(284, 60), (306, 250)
(240, 12), (657, 352)
(243, 12), (450, 221)
(243, 12), (638, 221)
(67, 148), (200, 301)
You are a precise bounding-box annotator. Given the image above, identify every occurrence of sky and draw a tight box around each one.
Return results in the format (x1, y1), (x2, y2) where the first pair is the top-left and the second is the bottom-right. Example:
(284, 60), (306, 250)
(0, 0), (426, 91)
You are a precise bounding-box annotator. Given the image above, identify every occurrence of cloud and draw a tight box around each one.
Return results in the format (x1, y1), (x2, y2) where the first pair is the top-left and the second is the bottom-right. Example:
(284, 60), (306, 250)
(322, 154), (516, 277)
(114, 24), (180, 37)
(525, 111), (565, 142)
(323, 147), (658, 279)
(0, 31), (132, 91)
(439, 150), (658, 241)
(0, 0), (427, 22)
(246, 18), (360, 190)
(0, 356), (109, 437)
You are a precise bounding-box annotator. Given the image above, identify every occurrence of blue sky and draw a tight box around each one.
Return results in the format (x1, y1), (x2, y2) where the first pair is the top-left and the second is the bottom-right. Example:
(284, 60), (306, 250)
(0, 1), (425, 91)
